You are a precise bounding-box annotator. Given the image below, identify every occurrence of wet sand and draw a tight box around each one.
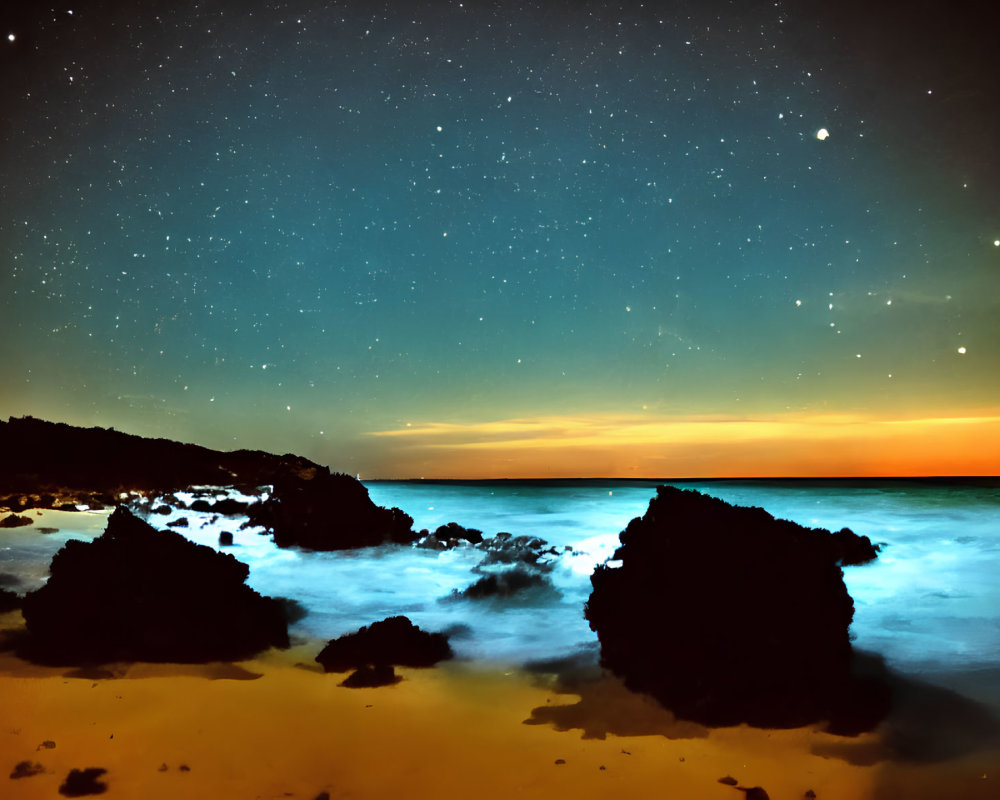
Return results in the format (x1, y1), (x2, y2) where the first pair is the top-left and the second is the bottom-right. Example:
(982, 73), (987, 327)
(5, 608), (992, 800)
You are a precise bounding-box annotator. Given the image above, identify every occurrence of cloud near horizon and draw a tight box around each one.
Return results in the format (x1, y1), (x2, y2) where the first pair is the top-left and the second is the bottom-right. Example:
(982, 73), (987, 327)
(366, 412), (1000, 478)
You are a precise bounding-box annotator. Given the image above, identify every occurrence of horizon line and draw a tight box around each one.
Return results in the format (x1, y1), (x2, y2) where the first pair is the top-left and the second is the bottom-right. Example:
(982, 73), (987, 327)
(360, 474), (1000, 482)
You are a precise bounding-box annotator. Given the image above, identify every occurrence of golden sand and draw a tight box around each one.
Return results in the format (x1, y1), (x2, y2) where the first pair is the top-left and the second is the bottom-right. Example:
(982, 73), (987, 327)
(0, 612), (907, 800)
(2, 647), (996, 799)
(2, 509), (998, 798)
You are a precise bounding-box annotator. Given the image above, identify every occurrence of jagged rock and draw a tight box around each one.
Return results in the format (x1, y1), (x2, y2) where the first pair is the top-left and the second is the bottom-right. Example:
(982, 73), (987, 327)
(20, 508), (288, 664)
(150, 505), (171, 515)
(438, 522), (484, 546)
(315, 616), (452, 673)
(58, 767), (107, 796)
(166, 517), (189, 528)
(246, 469), (417, 550)
(478, 532), (557, 570)
(0, 513), (33, 528)
(585, 486), (889, 730)
(219, 531), (234, 546)
(415, 522), (485, 550)
(457, 565), (553, 599)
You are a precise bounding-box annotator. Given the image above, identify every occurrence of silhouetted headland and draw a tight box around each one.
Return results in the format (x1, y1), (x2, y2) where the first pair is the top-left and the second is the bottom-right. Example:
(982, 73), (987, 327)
(0, 416), (418, 550)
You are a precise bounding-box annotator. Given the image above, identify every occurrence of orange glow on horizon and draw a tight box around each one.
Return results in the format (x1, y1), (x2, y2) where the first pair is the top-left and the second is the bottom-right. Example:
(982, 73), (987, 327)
(366, 412), (1000, 479)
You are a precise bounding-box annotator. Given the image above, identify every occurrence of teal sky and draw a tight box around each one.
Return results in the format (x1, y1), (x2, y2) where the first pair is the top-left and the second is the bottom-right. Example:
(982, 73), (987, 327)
(2, 1), (998, 477)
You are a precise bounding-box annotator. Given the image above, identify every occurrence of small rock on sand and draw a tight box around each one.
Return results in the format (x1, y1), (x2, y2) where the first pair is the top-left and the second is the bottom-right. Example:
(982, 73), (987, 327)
(58, 767), (108, 796)
(9, 761), (45, 779)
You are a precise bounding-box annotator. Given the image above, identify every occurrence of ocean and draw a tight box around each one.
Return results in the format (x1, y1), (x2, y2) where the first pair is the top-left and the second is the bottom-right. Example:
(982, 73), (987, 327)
(3, 479), (999, 712)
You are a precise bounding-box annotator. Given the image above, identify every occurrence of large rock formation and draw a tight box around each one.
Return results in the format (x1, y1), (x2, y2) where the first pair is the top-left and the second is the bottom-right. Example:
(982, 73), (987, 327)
(244, 469), (417, 550)
(20, 507), (289, 664)
(585, 486), (887, 731)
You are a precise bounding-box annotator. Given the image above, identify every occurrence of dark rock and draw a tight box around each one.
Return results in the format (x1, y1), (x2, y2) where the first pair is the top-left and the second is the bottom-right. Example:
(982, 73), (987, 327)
(829, 527), (880, 565)
(719, 776), (739, 786)
(0, 417), (412, 553)
(37, 526), (60, 534)
(150, 505), (171, 515)
(0, 416), (325, 495)
(37, 740), (56, 750)
(219, 531), (234, 546)
(478, 532), (557, 570)
(585, 486), (890, 730)
(314, 792), (332, 800)
(9, 760), (45, 779)
(739, 788), (770, 800)
(341, 664), (400, 687)
(458, 566), (553, 599)
(315, 616), (452, 673)
(0, 513), (32, 528)
(20, 507), (289, 664)
(246, 469), (418, 550)
(58, 767), (107, 796)
(166, 517), (189, 528)
(0, 587), (21, 612)
(414, 529), (447, 550)
(210, 498), (249, 516)
(433, 522), (484, 546)
(805, 791), (817, 798)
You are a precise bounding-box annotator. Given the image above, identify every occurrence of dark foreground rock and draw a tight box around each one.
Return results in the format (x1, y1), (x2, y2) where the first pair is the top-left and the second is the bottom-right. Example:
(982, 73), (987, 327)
(585, 486), (889, 731)
(315, 616), (452, 673)
(58, 767), (107, 796)
(20, 508), (289, 664)
(0, 513), (33, 528)
(245, 469), (417, 550)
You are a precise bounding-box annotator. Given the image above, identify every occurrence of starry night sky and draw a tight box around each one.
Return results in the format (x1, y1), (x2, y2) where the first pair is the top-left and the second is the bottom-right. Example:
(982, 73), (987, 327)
(2, 1), (998, 478)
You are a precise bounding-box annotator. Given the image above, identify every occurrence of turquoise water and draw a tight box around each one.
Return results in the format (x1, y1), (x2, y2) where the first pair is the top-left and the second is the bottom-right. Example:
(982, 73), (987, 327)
(363, 479), (1000, 676)
(4, 479), (999, 708)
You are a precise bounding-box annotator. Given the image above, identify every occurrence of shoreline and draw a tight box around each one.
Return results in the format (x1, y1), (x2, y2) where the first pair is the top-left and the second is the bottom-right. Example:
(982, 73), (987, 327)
(2, 614), (996, 799)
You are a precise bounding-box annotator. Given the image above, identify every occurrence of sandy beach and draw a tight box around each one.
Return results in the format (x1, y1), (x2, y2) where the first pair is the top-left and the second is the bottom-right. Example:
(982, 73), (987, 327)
(2, 608), (995, 800)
